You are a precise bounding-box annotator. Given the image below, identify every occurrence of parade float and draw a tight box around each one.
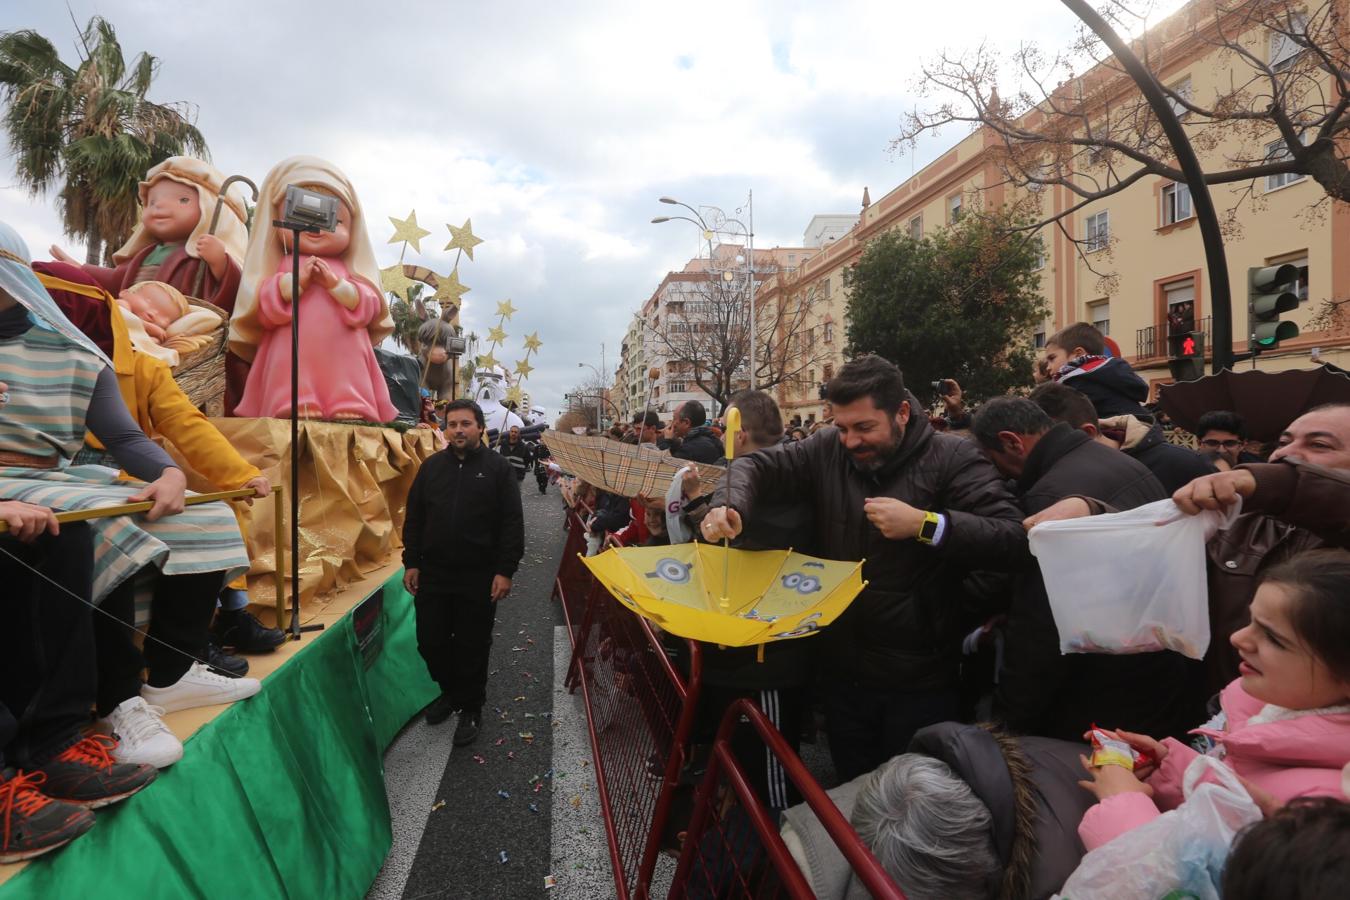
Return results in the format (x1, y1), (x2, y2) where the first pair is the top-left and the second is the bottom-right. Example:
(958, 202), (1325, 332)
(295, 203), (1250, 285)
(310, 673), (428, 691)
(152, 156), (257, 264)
(0, 152), (542, 898)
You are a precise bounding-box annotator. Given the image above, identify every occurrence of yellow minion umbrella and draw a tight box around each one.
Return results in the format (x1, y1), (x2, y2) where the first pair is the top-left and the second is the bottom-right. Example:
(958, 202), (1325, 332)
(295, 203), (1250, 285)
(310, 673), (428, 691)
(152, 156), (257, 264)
(580, 543), (866, 647)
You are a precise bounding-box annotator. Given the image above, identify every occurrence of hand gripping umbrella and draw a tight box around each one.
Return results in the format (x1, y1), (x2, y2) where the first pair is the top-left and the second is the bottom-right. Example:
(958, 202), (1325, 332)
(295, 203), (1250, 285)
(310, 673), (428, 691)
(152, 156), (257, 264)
(581, 405), (867, 656)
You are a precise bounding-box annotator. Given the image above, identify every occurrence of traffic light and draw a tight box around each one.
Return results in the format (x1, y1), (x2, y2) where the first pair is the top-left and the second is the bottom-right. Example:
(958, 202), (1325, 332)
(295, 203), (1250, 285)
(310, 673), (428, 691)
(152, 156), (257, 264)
(1167, 330), (1205, 381)
(1247, 264), (1301, 353)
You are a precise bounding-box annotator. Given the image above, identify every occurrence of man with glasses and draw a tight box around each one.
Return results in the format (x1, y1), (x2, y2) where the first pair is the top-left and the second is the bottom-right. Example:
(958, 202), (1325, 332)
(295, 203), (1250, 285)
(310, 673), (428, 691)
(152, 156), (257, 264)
(1195, 411), (1263, 468)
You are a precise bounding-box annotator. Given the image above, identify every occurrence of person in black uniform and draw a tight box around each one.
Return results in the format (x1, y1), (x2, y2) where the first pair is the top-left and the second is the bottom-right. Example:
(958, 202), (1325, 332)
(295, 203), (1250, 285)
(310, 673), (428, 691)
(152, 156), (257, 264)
(402, 399), (525, 746)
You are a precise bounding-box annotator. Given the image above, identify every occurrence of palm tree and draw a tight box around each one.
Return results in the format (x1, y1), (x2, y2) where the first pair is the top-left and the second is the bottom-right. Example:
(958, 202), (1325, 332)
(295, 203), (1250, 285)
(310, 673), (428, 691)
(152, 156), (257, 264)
(0, 17), (208, 263)
(390, 283), (427, 354)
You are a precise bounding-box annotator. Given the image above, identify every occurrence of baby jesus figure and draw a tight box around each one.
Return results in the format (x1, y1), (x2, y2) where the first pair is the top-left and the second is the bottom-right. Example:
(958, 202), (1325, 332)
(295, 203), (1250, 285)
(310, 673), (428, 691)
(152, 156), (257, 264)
(115, 281), (222, 370)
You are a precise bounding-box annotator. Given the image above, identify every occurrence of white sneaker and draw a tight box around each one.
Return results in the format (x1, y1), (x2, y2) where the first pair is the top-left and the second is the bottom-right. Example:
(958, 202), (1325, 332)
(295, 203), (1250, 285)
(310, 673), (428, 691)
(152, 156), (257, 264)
(102, 697), (183, 769)
(141, 662), (261, 713)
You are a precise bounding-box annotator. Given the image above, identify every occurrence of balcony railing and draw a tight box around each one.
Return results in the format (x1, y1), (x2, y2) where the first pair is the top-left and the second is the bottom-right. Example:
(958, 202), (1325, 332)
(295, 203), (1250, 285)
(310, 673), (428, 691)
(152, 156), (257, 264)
(1135, 315), (1211, 361)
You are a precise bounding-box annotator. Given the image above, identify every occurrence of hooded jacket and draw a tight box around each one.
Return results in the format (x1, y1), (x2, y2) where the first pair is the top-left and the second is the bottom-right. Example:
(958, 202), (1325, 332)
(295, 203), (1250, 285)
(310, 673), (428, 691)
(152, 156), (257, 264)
(673, 423), (724, 464)
(1079, 679), (1350, 851)
(1057, 355), (1151, 419)
(716, 397), (1026, 689)
(1098, 415), (1216, 494)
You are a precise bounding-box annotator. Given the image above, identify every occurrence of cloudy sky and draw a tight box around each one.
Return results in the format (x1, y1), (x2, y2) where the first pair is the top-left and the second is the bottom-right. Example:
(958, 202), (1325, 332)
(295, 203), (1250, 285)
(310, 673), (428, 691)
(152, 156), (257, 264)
(0, 0), (1161, 415)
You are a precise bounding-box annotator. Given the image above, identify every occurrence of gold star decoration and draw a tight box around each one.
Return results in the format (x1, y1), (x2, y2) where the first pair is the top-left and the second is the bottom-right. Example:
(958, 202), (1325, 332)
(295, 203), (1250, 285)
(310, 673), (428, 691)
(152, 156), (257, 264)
(515, 359), (534, 378)
(477, 352), (499, 371)
(387, 210), (432, 253)
(523, 332), (543, 353)
(496, 299), (517, 319)
(505, 385), (524, 406)
(487, 325), (508, 344)
(434, 269), (470, 304)
(379, 264), (415, 297)
(445, 219), (484, 260)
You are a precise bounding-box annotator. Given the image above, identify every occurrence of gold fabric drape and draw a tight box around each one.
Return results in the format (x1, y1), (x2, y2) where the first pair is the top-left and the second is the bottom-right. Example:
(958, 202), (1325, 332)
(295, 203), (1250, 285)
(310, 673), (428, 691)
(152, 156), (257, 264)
(162, 418), (439, 617)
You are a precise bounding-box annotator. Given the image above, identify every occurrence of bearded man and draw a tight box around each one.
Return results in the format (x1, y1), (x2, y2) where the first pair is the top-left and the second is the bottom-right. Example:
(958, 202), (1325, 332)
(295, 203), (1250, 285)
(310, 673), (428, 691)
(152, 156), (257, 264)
(704, 355), (1026, 779)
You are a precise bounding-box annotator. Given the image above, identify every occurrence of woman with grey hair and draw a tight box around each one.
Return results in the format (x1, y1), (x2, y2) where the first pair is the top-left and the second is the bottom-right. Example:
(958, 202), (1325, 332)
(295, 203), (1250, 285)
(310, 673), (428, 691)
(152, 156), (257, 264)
(851, 755), (1000, 899)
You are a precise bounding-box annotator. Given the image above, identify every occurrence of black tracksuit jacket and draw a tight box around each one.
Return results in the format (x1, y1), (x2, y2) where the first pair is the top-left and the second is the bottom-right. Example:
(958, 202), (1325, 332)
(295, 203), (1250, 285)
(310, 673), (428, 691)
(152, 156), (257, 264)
(402, 442), (524, 578)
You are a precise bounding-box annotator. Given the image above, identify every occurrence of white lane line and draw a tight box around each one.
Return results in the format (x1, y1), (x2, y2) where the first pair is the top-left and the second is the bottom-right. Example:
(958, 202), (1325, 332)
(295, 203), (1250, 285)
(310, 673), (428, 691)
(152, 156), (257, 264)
(366, 717), (455, 900)
(550, 625), (614, 898)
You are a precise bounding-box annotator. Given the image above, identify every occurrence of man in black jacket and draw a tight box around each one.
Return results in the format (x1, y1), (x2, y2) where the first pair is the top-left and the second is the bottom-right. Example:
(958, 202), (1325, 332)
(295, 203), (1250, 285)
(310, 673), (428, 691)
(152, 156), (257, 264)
(671, 400), (723, 464)
(403, 399), (525, 745)
(497, 425), (532, 482)
(1030, 382), (1214, 493)
(704, 356), (1027, 780)
(972, 398), (1198, 741)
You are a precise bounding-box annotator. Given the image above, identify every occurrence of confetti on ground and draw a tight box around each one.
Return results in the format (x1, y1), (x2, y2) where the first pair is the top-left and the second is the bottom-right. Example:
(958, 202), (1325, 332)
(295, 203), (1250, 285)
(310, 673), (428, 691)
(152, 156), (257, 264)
(511, 646), (526, 652)
(519, 732), (535, 742)
(544, 874), (557, 889)
(507, 751), (516, 760)
(529, 802), (540, 814)
(528, 774), (540, 784)
(498, 789), (511, 799)
(431, 800), (446, 811)
(513, 695), (526, 702)
(499, 851), (509, 865)
(534, 782), (543, 793)
(569, 795), (581, 809)
(524, 712), (535, 719)
(544, 768), (554, 778)
(494, 738), (506, 747)
(473, 754), (486, 765)
(580, 760), (589, 768)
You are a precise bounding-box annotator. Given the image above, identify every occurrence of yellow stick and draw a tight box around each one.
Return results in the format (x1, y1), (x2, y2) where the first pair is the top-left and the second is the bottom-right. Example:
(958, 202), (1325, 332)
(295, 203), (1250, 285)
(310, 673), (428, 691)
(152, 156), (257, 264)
(720, 407), (742, 610)
(0, 487), (258, 532)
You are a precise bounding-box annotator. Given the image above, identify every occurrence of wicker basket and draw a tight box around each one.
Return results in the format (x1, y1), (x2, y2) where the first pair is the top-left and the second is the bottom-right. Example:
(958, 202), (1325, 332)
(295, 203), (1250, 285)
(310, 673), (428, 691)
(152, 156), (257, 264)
(172, 297), (228, 417)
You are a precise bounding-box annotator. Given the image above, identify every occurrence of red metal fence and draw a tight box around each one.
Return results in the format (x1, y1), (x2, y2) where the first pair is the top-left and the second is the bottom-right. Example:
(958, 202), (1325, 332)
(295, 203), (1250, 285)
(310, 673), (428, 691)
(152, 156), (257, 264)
(670, 700), (906, 899)
(552, 506), (904, 900)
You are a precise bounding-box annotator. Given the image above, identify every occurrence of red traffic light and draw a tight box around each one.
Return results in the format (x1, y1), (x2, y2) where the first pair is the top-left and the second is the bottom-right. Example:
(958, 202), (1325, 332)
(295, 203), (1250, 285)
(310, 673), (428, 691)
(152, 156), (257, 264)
(1181, 335), (1197, 356)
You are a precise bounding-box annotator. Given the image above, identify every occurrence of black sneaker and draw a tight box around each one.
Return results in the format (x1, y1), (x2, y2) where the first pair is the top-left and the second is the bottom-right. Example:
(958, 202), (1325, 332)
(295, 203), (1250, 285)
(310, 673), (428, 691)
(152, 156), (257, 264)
(207, 642), (249, 678)
(452, 709), (481, 746)
(0, 768), (96, 864)
(213, 608), (286, 654)
(425, 694), (455, 726)
(32, 735), (157, 809)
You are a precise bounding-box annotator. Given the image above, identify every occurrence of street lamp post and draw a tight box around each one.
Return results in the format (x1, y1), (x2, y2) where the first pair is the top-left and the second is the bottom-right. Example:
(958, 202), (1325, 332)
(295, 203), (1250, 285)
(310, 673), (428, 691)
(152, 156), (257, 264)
(578, 358), (604, 431)
(653, 194), (757, 390)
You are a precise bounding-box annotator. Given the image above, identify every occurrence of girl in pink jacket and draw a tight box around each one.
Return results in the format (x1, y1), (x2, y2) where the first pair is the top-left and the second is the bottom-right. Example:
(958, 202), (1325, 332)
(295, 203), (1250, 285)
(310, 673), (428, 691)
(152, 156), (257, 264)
(1077, 548), (1350, 851)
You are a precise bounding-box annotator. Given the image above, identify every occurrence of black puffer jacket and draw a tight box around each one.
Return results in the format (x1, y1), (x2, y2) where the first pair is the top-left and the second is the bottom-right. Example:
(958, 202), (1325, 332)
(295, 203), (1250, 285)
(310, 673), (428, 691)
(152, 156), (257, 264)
(716, 402), (1026, 689)
(1099, 414), (1215, 494)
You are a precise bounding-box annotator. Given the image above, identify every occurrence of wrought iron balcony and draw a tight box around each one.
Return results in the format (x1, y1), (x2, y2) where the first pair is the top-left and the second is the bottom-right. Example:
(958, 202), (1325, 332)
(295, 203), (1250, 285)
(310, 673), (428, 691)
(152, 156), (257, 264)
(1135, 315), (1211, 361)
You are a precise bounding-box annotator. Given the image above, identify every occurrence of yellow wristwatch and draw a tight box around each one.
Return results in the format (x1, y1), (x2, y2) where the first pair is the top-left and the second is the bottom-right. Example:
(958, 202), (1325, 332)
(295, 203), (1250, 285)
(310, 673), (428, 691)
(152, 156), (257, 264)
(916, 510), (941, 545)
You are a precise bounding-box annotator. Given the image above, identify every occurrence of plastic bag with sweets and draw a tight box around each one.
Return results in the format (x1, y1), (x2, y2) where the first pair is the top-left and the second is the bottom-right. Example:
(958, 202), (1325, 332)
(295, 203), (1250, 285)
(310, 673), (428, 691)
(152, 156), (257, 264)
(1029, 497), (1241, 659)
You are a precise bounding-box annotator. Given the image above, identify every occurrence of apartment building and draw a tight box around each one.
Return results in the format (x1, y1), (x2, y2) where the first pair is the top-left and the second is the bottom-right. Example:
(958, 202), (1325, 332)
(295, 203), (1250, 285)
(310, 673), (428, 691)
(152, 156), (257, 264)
(763, 0), (1346, 418)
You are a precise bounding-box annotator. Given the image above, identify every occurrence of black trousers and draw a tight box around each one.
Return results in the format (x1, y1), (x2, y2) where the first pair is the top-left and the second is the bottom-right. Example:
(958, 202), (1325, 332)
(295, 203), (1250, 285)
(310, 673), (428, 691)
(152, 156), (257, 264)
(95, 569), (222, 716)
(824, 682), (960, 782)
(697, 684), (806, 812)
(0, 524), (96, 766)
(413, 568), (496, 713)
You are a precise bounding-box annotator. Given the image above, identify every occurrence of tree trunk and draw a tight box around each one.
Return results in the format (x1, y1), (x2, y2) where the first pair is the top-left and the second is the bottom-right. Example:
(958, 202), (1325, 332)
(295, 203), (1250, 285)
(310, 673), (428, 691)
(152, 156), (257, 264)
(84, 208), (101, 266)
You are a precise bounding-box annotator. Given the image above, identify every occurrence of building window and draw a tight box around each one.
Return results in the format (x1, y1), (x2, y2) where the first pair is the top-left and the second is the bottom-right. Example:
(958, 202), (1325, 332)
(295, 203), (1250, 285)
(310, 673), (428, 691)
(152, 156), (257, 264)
(948, 194), (963, 223)
(822, 363), (834, 381)
(1033, 329), (1046, 349)
(1163, 278), (1196, 336)
(668, 380), (688, 393)
(823, 321), (834, 344)
(1162, 182), (1192, 225)
(1166, 76), (1193, 119)
(1033, 235), (1047, 271)
(908, 215), (922, 240)
(1085, 211), (1110, 252)
(807, 369), (815, 390)
(1265, 140), (1307, 191)
(819, 277), (831, 300)
(1088, 299), (1111, 336)
(1270, 13), (1308, 71)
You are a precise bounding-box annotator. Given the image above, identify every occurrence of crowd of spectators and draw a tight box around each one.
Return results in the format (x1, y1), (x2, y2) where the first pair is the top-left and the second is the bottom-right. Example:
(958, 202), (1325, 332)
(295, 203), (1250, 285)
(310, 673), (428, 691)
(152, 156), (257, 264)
(560, 321), (1350, 899)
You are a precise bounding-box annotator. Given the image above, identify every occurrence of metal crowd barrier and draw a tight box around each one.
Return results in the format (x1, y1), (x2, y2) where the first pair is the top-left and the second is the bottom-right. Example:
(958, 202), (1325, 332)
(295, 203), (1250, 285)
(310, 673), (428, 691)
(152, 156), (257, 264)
(550, 505), (900, 899)
(670, 699), (907, 899)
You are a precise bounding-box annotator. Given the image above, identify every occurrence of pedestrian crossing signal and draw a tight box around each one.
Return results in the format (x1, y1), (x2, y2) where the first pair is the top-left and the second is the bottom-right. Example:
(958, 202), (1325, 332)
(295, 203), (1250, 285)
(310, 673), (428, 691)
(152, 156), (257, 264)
(1168, 330), (1204, 381)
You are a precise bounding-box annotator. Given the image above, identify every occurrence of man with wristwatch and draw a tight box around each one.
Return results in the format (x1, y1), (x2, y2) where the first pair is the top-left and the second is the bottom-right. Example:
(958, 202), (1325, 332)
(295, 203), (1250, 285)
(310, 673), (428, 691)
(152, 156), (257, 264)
(703, 355), (1026, 781)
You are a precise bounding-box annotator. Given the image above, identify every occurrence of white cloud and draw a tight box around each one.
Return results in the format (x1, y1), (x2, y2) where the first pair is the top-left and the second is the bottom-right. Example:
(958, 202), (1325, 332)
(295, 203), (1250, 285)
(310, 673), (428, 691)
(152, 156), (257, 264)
(3, 0), (1108, 413)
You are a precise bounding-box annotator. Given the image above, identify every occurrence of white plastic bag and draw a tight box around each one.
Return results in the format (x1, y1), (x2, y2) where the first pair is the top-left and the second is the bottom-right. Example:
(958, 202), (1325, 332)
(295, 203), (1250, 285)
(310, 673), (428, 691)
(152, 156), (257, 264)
(1029, 497), (1240, 659)
(1056, 756), (1262, 900)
